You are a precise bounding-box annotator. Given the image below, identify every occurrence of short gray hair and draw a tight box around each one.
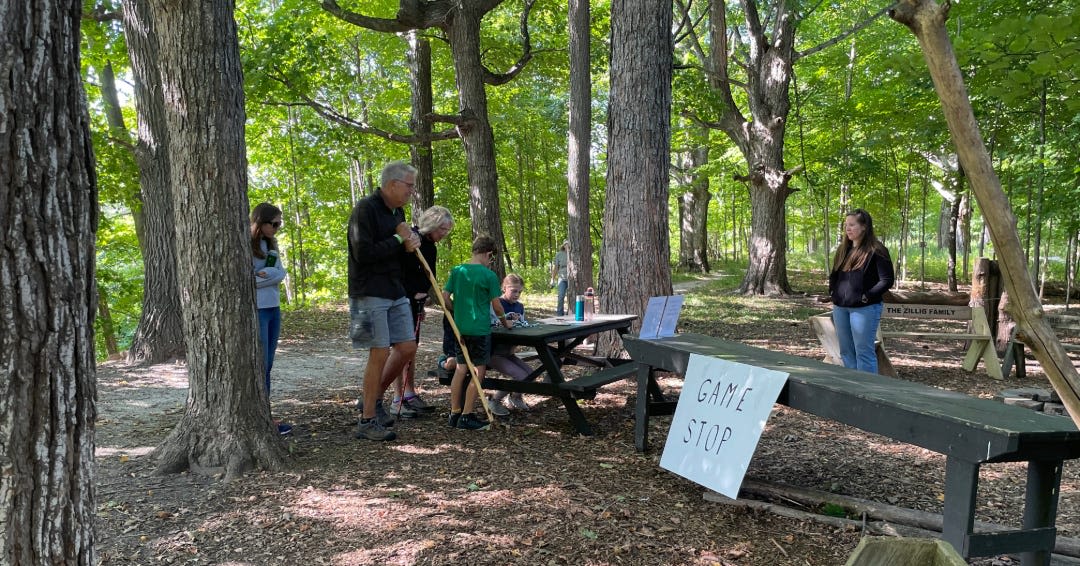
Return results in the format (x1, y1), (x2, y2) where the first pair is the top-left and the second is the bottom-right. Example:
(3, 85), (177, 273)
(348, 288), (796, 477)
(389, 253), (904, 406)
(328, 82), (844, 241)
(380, 160), (417, 189)
(417, 206), (453, 235)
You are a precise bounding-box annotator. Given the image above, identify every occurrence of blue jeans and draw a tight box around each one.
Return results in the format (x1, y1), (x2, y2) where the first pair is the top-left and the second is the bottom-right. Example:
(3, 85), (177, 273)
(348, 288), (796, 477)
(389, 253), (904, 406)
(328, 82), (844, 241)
(832, 302), (883, 374)
(258, 306), (281, 395)
(556, 279), (569, 316)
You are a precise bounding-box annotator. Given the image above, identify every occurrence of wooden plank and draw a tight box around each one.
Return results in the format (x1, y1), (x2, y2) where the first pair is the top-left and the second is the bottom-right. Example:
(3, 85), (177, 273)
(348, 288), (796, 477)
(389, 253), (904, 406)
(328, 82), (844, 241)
(558, 363), (638, 397)
(881, 332), (986, 340)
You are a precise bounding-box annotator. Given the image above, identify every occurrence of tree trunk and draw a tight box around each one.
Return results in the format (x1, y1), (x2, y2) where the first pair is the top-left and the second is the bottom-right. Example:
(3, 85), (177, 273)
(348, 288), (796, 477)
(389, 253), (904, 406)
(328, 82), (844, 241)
(600, 0), (673, 354)
(0, 0), (98, 561)
(148, 0), (287, 477)
(703, 0), (797, 295)
(945, 171), (961, 292)
(890, 0), (1080, 427)
(445, 6), (508, 277)
(122, 0), (186, 365)
(678, 127), (711, 273)
(567, 0), (594, 295)
(407, 30), (435, 214)
(741, 180), (793, 295)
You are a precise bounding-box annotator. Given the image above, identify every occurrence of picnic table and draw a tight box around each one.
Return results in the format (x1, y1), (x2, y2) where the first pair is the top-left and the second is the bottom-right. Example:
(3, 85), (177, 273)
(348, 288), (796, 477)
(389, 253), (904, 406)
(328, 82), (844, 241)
(623, 333), (1080, 565)
(484, 313), (638, 435)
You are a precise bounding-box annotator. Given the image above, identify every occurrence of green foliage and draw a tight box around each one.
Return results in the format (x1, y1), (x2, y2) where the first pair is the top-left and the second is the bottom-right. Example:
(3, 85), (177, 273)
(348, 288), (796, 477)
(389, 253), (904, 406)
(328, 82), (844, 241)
(84, 0), (1079, 361)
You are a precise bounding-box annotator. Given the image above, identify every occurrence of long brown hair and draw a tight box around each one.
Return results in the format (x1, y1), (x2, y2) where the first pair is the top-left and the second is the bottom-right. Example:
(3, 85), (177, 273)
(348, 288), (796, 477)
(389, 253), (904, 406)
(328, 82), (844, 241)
(832, 209), (887, 272)
(250, 202), (281, 259)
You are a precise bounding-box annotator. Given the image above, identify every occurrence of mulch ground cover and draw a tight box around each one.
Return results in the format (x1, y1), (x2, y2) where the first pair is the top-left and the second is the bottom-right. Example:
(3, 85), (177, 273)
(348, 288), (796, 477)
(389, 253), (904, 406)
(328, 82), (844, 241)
(94, 277), (1079, 565)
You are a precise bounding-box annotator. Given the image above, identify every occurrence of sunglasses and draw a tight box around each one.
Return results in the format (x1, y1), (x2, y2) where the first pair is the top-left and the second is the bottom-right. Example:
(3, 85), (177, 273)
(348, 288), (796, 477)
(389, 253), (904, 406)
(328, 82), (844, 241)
(269, 221), (282, 229)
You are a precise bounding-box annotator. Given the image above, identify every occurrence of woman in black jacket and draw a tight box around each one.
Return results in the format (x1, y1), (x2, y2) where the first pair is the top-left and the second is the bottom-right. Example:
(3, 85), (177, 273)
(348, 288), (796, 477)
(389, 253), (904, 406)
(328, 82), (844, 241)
(828, 209), (894, 373)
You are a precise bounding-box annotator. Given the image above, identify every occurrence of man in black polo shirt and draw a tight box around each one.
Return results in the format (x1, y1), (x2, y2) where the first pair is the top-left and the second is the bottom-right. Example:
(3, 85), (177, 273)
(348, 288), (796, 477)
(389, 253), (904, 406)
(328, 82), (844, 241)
(348, 161), (422, 441)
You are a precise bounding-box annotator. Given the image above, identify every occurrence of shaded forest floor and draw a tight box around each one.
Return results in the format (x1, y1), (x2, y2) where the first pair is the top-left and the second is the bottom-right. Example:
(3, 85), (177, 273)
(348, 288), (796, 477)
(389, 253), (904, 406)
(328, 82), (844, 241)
(95, 271), (1080, 565)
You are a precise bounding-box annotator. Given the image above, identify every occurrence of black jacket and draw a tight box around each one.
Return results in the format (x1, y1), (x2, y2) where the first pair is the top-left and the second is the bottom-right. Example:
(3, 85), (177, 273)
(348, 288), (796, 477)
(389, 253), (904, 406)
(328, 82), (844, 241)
(829, 249), (894, 307)
(347, 190), (407, 300)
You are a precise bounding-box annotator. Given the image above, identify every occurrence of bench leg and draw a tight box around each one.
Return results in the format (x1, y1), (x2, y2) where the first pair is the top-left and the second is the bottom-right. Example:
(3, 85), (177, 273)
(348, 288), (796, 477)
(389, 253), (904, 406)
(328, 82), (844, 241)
(942, 458), (978, 558)
(1019, 461), (1062, 566)
(635, 365), (651, 452)
(562, 394), (594, 436)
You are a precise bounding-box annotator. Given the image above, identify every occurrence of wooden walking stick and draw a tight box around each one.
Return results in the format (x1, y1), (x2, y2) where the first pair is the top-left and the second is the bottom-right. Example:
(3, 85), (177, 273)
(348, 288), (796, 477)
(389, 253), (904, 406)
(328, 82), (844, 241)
(412, 249), (497, 424)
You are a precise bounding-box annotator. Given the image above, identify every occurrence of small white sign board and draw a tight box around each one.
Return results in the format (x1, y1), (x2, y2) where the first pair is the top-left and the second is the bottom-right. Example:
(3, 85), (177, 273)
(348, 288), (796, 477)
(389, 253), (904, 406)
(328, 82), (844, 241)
(659, 354), (789, 499)
(639, 295), (684, 339)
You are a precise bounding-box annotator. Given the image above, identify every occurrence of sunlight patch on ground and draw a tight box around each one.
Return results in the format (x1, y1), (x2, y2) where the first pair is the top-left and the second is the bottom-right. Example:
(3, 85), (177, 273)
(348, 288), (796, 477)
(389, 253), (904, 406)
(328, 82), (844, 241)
(389, 443), (458, 456)
(96, 445), (156, 457)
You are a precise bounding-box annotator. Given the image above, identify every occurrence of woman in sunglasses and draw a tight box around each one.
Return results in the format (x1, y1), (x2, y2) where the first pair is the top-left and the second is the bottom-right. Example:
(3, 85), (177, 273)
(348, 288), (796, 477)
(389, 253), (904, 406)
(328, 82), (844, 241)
(251, 202), (291, 435)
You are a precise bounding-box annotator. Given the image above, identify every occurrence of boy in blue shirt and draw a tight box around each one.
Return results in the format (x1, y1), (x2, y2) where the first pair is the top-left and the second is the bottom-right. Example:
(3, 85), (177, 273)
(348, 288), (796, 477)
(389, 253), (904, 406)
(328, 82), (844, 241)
(442, 236), (513, 430)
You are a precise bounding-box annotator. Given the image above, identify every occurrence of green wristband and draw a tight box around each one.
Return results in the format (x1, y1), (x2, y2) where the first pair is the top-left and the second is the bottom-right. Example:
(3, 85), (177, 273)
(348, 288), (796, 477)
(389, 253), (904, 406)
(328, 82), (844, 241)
(393, 233), (404, 244)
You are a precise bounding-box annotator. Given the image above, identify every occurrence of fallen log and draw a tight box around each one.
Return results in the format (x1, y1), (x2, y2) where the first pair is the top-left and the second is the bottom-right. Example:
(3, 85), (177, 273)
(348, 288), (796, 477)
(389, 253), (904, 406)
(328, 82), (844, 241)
(736, 476), (1080, 558)
(884, 290), (970, 306)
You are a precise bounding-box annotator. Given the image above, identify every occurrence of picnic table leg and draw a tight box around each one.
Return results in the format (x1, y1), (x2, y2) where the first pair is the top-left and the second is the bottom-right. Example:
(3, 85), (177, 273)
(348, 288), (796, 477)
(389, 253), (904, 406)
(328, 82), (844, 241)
(1019, 461), (1062, 566)
(535, 344), (594, 436)
(942, 457), (979, 559)
(635, 364), (652, 452)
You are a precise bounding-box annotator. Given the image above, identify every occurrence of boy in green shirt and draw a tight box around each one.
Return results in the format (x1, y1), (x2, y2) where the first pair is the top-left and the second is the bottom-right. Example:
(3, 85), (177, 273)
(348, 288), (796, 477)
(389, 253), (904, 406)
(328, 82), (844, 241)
(442, 235), (513, 430)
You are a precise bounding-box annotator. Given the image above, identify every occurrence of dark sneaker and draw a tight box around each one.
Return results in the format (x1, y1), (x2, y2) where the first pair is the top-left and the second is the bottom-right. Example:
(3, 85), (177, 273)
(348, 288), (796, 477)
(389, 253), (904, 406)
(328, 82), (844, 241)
(356, 418), (397, 441)
(389, 399), (419, 419)
(456, 413), (490, 431)
(374, 399), (396, 428)
(447, 412), (461, 428)
(276, 422), (294, 436)
(403, 394), (435, 414)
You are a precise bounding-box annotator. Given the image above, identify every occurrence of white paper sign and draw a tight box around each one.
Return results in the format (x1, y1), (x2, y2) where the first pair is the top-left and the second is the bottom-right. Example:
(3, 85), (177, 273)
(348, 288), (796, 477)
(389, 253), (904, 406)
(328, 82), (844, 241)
(659, 354), (789, 499)
(639, 295), (684, 339)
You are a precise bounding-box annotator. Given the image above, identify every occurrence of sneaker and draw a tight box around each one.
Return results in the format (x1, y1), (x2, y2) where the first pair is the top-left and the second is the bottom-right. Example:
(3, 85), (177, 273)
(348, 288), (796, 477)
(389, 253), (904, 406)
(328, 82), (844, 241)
(447, 412), (461, 428)
(276, 422), (294, 436)
(456, 413), (490, 430)
(374, 399), (396, 428)
(356, 418), (397, 441)
(389, 398), (419, 419)
(507, 393), (530, 411)
(486, 397), (510, 417)
(403, 394), (435, 414)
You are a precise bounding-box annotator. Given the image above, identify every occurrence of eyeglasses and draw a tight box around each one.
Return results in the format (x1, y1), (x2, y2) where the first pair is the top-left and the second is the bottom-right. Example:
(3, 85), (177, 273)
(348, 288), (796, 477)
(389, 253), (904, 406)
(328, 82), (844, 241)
(270, 221), (282, 229)
(397, 179), (416, 190)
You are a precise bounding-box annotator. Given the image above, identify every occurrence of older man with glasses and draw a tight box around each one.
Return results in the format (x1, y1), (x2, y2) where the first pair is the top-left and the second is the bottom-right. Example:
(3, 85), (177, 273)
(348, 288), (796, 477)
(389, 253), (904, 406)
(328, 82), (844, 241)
(347, 160), (422, 441)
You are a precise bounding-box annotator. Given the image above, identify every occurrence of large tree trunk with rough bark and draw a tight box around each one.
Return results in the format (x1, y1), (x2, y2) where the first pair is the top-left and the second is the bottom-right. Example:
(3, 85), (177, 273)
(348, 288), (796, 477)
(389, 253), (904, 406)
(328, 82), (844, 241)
(407, 30), (435, 214)
(122, 0), (186, 365)
(600, 0), (673, 355)
(445, 5), (508, 275)
(0, 0), (98, 561)
(148, 0), (287, 477)
(567, 0), (594, 293)
(889, 0), (1080, 427)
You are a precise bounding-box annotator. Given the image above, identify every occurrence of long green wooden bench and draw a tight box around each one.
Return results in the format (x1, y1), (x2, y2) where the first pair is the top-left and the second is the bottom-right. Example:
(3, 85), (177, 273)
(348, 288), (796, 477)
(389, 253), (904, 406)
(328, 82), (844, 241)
(623, 333), (1080, 566)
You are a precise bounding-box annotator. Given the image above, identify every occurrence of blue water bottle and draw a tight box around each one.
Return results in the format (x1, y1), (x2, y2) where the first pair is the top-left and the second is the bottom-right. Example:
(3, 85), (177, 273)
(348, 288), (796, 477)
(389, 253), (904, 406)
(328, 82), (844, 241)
(574, 295), (585, 321)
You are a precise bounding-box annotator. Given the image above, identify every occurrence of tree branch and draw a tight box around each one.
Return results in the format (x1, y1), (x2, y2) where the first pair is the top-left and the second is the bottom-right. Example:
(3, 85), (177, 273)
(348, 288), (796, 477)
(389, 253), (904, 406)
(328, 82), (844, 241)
(797, 3), (895, 60)
(483, 0), (536, 85)
(265, 73), (459, 144)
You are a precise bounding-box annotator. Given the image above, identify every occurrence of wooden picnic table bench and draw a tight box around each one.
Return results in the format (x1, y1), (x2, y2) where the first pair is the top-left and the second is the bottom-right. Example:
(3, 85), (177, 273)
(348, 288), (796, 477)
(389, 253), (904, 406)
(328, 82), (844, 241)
(430, 314), (638, 435)
(623, 333), (1080, 565)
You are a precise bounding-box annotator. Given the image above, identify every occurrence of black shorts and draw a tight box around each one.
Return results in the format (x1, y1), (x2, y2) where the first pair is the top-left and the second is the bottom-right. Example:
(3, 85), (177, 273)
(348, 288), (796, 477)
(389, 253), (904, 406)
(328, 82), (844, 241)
(454, 334), (492, 367)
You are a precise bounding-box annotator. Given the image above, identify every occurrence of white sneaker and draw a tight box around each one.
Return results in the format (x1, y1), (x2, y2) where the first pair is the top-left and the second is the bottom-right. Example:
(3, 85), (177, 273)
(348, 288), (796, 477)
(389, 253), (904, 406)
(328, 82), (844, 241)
(486, 396), (510, 417)
(508, 393), (530, 411)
